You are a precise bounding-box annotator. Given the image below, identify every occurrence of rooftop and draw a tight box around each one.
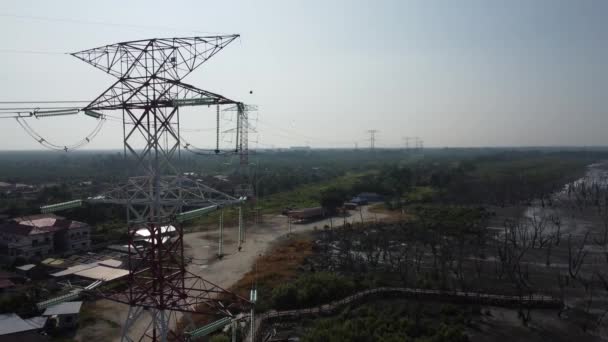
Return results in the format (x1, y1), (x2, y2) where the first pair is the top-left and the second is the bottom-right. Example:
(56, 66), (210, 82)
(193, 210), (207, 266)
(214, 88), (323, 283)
(0, 214), (88, 236)
(0, 313), (39, 335)
(16, 264), (36, 271)
(42, 301), (82, 316)
(73, 265), (129, 281)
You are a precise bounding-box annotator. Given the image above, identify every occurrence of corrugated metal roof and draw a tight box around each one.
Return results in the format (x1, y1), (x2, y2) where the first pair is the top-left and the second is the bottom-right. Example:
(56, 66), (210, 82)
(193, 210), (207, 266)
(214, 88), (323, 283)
(43, 301), (82, 316)
(74, 265), (129, 281)
(16, 264), (36, 271)
(23, 317), (47, 330)
(0, 313), (38, 335)
(99, 259), (122, 268)
(51, 263), (98, 277)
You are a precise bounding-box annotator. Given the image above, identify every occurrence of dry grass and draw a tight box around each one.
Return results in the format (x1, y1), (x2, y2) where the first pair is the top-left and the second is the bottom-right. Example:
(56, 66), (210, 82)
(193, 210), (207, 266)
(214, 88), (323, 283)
(367, 203), (413, 223)
(180, 235), (314, 333)
(228, 236), (313, 298)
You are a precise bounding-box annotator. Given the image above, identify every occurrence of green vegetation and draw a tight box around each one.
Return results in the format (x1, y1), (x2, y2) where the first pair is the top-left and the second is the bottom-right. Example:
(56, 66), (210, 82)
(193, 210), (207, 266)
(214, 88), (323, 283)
(209, 334), (230, 342)
(256, 172), (365, 213)
(271, 272), (356, 310)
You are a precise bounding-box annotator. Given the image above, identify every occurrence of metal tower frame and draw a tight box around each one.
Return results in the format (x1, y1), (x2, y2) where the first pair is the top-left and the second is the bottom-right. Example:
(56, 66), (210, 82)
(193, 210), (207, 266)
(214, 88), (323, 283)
(70, 36), (251, 341)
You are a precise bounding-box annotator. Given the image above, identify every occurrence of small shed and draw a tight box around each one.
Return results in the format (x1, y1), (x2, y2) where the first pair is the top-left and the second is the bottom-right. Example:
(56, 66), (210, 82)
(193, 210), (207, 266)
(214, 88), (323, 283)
(43, 301), (82, 329)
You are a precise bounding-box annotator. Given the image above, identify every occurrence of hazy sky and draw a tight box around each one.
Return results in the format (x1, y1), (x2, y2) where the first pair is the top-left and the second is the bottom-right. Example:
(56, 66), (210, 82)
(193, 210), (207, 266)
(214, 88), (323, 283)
(0, 0), (606, 149)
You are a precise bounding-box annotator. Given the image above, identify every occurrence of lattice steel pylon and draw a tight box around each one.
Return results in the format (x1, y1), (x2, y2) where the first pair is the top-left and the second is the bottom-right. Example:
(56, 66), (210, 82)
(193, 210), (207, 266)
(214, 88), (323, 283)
(71, 36), (251, 341)
(223, 104), (257, 198)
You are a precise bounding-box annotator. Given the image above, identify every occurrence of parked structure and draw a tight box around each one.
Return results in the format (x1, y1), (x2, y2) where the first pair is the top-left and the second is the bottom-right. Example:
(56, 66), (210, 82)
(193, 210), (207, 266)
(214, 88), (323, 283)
(0, 214), (91, 262)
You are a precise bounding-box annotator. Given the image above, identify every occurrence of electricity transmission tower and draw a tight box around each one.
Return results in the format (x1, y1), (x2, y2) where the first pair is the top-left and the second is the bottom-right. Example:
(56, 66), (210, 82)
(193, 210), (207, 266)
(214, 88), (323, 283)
(223, 104), (258, 198)
(403, 136), (411, 150)
(367, 129), (378, 151)
(58, 36), (251, 341)
(413, 137), (424, 150)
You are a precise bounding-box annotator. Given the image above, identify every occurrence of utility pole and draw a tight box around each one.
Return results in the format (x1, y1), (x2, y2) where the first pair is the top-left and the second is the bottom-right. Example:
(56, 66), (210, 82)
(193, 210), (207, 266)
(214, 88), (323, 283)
(367, 129), (378, 151)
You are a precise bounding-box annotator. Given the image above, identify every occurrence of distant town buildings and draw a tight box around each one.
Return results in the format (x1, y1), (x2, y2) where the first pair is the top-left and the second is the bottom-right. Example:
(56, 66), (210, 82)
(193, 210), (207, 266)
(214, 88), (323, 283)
(0, 181), (38, 199)
(0, 214), (91, 262)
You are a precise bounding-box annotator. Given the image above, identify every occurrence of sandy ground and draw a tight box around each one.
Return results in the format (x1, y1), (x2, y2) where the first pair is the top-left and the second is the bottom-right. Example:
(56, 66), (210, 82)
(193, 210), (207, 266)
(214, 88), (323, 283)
(74, 206), (384, 341)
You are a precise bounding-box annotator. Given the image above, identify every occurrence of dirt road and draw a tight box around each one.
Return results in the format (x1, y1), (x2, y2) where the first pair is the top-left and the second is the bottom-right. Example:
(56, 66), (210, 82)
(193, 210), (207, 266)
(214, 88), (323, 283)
(74, 206), (384, 341)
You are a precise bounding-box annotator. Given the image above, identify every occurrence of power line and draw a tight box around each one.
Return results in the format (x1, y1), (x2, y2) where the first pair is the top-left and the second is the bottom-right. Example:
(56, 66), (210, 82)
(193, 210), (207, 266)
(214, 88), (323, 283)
(0, 13), (226, 35)
(0, 49), (66, 55)
(0, 100), (89, 104)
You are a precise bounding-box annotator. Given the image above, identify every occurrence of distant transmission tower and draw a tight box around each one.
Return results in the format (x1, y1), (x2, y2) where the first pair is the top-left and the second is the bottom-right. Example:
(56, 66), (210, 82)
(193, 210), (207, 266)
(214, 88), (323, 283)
(36, 36), (253, 342)
(413, 137), (424, 150)
(223, 104), (257, 199)
(403, 136), (411, 150)
(367, 129), (378, 151)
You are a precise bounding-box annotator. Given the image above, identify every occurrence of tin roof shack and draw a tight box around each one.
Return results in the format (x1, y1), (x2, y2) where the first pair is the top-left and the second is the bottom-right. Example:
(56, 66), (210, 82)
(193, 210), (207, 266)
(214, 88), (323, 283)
(43, 301), (82, 330)
(286, 207), (326, 223)
(0, 313), (48, 342)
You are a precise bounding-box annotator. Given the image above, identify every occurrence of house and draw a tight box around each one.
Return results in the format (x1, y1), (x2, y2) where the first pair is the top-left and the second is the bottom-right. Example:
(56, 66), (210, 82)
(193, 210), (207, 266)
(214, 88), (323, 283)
(0, 313), (48, 341)
(0, 182), (38, 199)
(0, 214), (91, 262)
(43, 301), (82, 329)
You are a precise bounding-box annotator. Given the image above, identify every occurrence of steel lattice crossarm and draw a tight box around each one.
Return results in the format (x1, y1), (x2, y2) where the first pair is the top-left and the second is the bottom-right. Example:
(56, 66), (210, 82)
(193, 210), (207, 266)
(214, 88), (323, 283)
(71, 36), (239, 80)
(85, 176), (243, 208)
(223, 104), (258, 112)
(99, 272), (249, 315)
(84, 79), (238, 111)
(41, 199), (83, 214)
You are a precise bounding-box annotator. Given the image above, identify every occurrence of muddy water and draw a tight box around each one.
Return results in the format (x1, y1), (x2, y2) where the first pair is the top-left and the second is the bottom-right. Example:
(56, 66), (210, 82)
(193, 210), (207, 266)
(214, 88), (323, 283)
(522, 162), (608, 238)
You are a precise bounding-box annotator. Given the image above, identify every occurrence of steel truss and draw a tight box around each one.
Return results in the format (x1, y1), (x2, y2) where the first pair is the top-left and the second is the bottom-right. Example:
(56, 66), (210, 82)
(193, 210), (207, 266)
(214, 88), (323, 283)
(72, 36), (251, 341)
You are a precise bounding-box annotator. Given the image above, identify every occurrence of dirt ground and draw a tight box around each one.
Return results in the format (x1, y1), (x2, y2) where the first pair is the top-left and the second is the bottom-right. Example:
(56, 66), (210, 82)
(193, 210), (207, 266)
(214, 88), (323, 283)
(73, 206), (385, 341)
